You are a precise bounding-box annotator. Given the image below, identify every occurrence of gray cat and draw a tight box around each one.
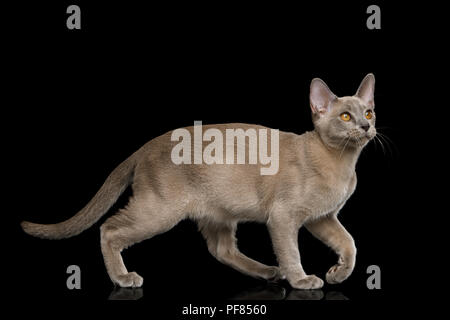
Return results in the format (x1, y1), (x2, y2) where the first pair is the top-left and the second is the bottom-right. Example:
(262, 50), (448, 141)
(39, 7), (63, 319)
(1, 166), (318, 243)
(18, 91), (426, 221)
(22, 74), (376, 289)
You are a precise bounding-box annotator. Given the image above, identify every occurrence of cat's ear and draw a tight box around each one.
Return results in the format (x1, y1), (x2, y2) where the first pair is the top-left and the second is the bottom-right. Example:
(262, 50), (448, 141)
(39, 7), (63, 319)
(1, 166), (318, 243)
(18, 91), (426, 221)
(355, 73), (375, 108)
(310, 78), (337, 116)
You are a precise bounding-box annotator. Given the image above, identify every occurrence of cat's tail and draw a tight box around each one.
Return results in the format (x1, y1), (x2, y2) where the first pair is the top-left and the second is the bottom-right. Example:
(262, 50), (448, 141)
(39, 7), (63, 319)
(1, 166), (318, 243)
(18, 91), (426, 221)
(21, 152), (138, 240)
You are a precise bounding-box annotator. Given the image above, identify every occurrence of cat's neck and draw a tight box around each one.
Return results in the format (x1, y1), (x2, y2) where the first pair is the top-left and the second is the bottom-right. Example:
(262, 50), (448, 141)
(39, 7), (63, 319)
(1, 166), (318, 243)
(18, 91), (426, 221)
(309, 130), (361, 174)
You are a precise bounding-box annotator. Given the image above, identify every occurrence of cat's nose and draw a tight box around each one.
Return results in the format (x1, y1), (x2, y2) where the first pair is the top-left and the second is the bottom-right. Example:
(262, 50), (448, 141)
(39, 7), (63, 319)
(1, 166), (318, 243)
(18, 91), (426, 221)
(361, 124), (370, 132)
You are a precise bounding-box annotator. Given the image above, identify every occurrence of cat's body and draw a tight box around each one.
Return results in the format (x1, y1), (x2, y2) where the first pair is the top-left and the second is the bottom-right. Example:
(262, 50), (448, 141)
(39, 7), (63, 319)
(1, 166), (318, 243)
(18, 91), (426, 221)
(22, 74), (376, 289)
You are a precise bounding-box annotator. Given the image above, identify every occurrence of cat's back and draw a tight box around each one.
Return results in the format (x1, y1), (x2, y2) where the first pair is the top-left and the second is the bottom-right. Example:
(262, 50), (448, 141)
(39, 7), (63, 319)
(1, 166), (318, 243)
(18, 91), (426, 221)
(136, 123), (309, 172)
(141, 122), (285, 153)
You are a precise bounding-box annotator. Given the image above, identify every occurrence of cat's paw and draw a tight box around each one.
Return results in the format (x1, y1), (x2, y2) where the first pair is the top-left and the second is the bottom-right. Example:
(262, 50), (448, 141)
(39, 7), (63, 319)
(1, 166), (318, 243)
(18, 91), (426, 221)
(291, 275), (324, 290)
(265, 266), (285, 282)
(115, 272), (144, 288)
(326, 264), (352, 284)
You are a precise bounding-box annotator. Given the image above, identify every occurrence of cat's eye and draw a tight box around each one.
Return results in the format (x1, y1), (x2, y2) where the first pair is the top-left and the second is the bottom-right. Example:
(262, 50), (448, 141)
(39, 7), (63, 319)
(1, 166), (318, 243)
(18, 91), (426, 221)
(340, 112), (351, 121)
(365, 110), (374, 120)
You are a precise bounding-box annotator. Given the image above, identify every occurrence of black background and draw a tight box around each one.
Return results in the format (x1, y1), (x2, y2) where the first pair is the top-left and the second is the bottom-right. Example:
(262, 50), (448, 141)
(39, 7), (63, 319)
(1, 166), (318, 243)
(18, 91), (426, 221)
(3, 0), (440, 317)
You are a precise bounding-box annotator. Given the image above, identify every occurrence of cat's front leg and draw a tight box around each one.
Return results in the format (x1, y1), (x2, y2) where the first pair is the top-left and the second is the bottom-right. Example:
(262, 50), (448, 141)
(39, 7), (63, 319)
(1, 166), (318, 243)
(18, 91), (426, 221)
(267, 212), (324, 290)
(305, 214), (356, 284)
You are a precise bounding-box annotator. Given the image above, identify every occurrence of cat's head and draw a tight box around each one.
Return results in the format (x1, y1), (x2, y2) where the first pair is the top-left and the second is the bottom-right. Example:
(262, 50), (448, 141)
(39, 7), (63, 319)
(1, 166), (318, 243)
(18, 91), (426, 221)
(309, 73), (376, 150)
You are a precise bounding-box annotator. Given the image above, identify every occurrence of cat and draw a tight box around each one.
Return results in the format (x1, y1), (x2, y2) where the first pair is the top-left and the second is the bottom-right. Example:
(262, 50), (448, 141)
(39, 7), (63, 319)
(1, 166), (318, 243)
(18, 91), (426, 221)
(21, 74), (376, 289)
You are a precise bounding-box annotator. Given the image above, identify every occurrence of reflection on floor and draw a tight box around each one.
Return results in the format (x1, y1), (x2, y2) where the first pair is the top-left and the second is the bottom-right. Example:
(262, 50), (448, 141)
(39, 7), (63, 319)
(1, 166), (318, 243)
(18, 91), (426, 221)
(109, 287), (144, 300)
(107, 283), (348, 301)
(231, 283), (348, 300)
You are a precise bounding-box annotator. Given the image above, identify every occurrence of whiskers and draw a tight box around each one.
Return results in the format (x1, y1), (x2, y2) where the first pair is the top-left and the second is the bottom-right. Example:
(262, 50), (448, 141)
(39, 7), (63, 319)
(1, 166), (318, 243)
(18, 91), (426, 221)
(337, 130), (366, 159)
(353, 135), (365, 148)
(336, 128), (394, 161)
(371, 127), (398, 159)
(338, 136), (351, 160)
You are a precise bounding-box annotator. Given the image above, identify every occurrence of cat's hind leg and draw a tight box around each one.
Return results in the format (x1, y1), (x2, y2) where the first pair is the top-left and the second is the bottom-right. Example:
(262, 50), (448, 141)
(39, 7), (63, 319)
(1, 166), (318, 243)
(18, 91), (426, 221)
(100, 196), (183, 287)
(199, 220), (283, 281)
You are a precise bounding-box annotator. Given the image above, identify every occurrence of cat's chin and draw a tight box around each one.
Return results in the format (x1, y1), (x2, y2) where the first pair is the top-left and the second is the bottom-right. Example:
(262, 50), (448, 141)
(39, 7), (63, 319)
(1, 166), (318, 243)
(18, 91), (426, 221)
(335, 136), (371, 149)
(351, 136), (371, 148)
(329, 136), (368, 150)
(362, 133), (377, 146)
